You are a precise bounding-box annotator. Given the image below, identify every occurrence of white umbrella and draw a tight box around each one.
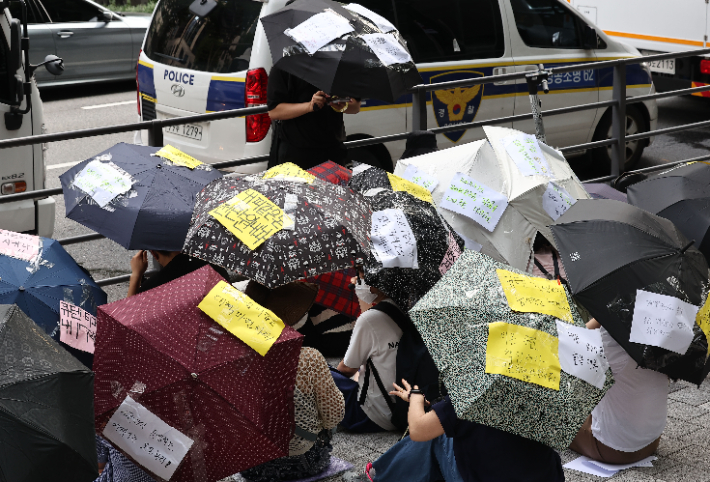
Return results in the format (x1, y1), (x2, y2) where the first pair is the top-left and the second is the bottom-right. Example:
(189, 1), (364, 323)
(393, 126), (590, 270)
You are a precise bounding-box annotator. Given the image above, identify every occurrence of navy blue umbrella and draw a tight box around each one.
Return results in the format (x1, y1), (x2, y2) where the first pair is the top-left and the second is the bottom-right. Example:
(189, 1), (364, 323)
(60, 143), (223, 251)
(0, 236), (107, 367)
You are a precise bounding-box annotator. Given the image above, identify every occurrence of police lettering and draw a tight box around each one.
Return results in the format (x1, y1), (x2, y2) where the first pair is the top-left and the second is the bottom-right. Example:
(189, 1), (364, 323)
(163, 70), (194, 85)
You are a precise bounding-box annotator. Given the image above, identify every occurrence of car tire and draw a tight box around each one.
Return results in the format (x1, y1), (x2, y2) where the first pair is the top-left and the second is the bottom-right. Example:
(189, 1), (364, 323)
(345, 136), (393, 172)
(591, 105), (648, 171)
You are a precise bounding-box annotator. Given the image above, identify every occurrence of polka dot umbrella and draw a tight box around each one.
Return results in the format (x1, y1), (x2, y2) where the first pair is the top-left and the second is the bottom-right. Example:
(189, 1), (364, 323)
(93, 265), (304, 482)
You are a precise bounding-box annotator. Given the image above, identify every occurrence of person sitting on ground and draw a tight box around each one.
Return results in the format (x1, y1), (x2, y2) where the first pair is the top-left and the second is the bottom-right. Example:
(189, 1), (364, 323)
(127, 250), (229, 296)
(528, 234), (567, 283)
(333, 272), (403, 433)
(570, 318), (669, 464)
(344, 379), (564, 482)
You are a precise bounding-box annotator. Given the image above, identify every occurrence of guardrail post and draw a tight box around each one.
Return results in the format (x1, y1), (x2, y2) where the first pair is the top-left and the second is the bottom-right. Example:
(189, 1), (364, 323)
(411, 87), (428, 131)
(147, 120), (164, 147)
(611, 63), (626, 177)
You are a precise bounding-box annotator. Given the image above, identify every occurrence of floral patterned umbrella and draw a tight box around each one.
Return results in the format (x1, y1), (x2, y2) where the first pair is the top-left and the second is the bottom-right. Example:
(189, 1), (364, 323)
(183, 175), (371, 288)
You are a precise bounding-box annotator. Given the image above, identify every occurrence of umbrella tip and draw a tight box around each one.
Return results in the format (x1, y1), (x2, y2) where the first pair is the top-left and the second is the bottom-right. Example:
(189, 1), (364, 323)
(680, 240), (695, 254)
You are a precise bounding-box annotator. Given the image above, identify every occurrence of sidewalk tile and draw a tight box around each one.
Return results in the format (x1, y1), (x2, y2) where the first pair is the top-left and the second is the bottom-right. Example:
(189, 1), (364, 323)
(667, 444), (710, 470)
(668, 388), (710, 407)
(655, 463), (710, 482)
(667, 401), (708, 420)
(662, 417), (703, 439)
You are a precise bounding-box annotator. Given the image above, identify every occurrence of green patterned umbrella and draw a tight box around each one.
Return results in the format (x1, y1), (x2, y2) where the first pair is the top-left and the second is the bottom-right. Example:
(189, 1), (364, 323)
(409, 249), (614, 450)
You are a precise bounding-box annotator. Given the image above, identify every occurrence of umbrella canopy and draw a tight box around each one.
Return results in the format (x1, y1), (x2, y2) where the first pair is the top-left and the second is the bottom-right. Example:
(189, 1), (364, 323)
(183, 174), (370, 288)
(93, 265), (304, 482)
(627, 162), (710, 261)
(0, 304), (97, 482)
(260, 0), (421, 103)
(550, 199), (710, 384)
(392, 126), (590, 271)
(409, 250), (613, 450)
(0, 233), (106, 365)
(60, 143), (222, 251)
(584, 182), (628, 202)
(305, 267), (360, 318)
(307, 160), (353, 187)
(363, 190), (465, 311)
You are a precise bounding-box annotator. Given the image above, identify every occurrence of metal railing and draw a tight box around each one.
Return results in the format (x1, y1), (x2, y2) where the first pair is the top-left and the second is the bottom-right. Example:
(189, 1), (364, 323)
(3, 48), (710, 286)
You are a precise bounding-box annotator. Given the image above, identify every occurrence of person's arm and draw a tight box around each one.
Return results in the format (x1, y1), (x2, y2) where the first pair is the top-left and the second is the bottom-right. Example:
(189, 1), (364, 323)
(338, 311), (374, 378)
(336, 360), (359, 377)
(390, 379), (445, 442)
(586, 318), (601, 329)
(127, 250), (148, 297)
(268, 91), (328, 121)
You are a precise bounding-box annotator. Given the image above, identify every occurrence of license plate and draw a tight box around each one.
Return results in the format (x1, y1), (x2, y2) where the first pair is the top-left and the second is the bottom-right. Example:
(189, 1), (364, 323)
(165, 123), (204, 141)
(647, 58), (675, 75)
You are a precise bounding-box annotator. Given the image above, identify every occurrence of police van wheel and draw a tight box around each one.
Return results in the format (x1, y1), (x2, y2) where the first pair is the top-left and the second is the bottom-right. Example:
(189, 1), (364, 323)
(591, 106), (648, 170)
(345, 143), (394, 172)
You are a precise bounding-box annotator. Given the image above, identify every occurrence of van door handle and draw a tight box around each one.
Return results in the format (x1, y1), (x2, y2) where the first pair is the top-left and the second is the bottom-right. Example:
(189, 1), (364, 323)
(492, 67), (511, 85)
(57, 30), (74, 38)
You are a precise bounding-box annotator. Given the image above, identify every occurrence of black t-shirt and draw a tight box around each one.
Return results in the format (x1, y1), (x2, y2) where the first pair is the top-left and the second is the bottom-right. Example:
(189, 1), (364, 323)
(432, 397), (565, 482)
(138, 254), (229, 294)
(267, 66), (346, 149)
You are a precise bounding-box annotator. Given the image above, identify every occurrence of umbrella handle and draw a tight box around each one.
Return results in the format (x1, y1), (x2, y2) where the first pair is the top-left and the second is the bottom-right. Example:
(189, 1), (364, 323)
(680, 240), (695, 254)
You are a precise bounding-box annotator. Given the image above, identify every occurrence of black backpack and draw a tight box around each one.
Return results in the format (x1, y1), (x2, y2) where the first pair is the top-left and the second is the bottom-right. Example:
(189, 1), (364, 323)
(358, 302), (445, 431)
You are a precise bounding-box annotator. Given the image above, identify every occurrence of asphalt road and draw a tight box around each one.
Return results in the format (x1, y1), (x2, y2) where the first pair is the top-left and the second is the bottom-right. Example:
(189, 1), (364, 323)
(39, 80), (710, 302)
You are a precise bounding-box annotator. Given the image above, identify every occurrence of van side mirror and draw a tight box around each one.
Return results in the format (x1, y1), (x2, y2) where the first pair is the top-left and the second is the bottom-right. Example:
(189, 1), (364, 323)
(583, 25), (598, 50)
(101, 10), (113, 22)
(9, 18), (21, 74)
(43, 55), (64, 75)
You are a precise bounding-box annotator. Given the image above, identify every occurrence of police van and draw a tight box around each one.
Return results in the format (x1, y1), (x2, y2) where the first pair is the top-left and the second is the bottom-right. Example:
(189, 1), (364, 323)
(136, 0), (657, 172)
(1, 0), (59, 236)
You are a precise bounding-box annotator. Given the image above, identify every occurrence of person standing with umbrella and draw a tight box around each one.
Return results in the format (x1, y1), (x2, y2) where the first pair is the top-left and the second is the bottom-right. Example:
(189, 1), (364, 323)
(267, 63), (360, 169)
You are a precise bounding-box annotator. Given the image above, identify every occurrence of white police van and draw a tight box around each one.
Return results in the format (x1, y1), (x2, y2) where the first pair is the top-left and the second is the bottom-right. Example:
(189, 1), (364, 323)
(136, 0), (657, 172)
(1, 0), (59, 236)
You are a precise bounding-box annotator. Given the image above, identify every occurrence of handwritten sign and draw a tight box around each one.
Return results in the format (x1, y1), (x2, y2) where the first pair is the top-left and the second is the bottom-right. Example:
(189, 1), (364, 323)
(543, 182), (576, 220)
(501, 133), (553, 178)
(362, 33), (412, 66)
(401, 164), (439, 192)
(198, 280), (285, 356)
(103, 396), (194, 480)
(0, 229), (40, 262)
(209, 189), (289, 250)
(370, 208), (418, 269)
(630, 290), (698, 355)
(344, 3), (396, 32)
(555, 320), (609, 389)
(59, 300), (97, 354)
(486, 321), (561, 390)
(262, 162), (315, 183)
(285, 11), (354, 55)
(497, 269), (573, 322)
(695, 296), (710, 357)
(73, 160), (133, 207)
(387, 173), (434, 204)
(155, 145), (203, 169)
(439, 231), (462, 275)
(439, 173), (508, 232)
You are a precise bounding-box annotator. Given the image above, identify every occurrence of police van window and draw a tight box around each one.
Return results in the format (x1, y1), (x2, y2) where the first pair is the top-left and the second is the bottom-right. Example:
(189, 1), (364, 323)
(393, 0), (505, 63)
(0, 34), (11, 104)
(510, 0), (584, 49)
(43, 0), (104, 22)
(144, 0), (262, 74)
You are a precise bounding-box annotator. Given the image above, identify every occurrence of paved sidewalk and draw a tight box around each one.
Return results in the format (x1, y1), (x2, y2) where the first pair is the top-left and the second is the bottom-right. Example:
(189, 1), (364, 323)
(227, 377), (710, 482)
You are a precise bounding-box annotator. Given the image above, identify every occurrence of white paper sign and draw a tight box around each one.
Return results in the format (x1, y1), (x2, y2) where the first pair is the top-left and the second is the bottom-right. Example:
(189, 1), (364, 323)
(351, 163), (373, 176)
(564, 455), (656, 478)
(362, 33), (412, 66)
(439, 172), (509, 232)
(73, 161), (133, 207)
(543, 182), (577, 220)
(344, 3), (396, 32)
(402, 164), (439, 192)
(556, 320), (609, 389)
(370, 208), (418, 268)
(285, 11), (354, 55)
(630, 290), (698, 354)
(103, 396), (194, 480)
(501, 133), (553, 178)
(283, 193), (298, 231)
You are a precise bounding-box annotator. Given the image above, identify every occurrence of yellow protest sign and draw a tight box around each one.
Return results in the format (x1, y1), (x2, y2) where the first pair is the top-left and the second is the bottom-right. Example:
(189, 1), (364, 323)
(696, 296), (710, 357)
(262, 162), (316, 183)
(198, 281), (285, 356)
(387, 173), (434, 204)
(155, 145), (203, 169)
(209, 189), (289, 250)
(486, 321), (561, 390)
(496, 269), (573, 323)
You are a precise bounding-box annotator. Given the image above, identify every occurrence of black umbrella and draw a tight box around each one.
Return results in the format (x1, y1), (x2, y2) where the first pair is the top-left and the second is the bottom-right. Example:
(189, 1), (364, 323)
(627, 162), (710, 261)
(60, 143), (222, 251)
(0, 304), (97, 482)
(260, 0), (421, 103)
(364, 190), (464, 311)
(550, 199), (710, 384)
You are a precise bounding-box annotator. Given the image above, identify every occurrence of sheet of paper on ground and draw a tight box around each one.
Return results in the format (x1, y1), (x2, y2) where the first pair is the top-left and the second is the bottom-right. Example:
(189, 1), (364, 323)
(103, 396), (194, 480)
(564, 455), (656, 477)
